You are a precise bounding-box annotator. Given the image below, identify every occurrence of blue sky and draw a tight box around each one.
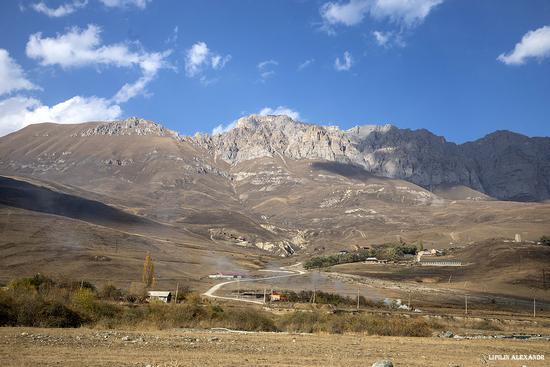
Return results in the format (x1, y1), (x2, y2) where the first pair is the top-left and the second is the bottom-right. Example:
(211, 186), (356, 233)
(0, 0), (549, 142)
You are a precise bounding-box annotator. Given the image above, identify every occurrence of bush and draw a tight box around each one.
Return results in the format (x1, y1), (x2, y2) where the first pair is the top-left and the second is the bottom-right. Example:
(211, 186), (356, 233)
(99, 284), (125, 301)
(37, 302), (82, 328)
(539, 235), (550, 246)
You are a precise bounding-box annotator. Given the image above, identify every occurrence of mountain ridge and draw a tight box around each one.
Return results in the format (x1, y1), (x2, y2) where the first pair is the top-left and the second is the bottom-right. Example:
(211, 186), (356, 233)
(4, 114), (550, 201)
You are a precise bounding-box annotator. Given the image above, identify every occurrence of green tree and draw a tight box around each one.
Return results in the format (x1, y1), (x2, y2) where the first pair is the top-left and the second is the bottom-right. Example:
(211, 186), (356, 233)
(540, 235), (550, 246)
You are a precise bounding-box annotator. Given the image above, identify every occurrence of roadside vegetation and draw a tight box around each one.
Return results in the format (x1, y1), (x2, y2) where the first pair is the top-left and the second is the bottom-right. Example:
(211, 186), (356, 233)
(304, 243), (419, 270)
(0, 274), (435, 336)
(540, 235), (550, 246)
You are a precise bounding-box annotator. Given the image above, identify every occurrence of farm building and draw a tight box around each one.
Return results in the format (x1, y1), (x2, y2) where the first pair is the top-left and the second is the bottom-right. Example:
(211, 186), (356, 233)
(364, 257), (387, 264)
(147, 291), (172, 303)
(269, 291), (287, 302)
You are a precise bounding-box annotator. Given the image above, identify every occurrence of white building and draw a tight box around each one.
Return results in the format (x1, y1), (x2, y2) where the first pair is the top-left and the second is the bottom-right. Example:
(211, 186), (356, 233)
(147, 291), (172, 303)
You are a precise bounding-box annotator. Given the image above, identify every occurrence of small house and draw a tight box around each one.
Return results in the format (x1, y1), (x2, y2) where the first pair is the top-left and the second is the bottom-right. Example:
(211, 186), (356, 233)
(269, 291), (287, 302)
(147, 291), (172, 303)
(365, 257), (379, 263)
(338, 250), (349, 255)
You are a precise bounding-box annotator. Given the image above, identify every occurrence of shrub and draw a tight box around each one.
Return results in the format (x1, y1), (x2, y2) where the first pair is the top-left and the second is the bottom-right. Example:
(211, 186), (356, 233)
(99, 284), (126, 301)
(37, 302), (82, 328)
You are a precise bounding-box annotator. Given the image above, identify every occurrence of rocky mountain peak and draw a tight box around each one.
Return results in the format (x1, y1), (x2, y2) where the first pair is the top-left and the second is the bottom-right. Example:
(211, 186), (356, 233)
(77, 117), (178, 137)
(234, 114), (305, 130)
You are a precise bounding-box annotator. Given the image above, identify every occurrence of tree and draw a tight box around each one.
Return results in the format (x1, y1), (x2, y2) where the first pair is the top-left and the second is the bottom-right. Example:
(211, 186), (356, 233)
(540, 235), (550, 246)
(142, 252), (156, 288)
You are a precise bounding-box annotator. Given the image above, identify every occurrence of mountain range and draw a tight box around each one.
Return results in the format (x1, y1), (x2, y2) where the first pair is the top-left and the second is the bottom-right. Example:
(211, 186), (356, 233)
(1, 115), (549, 282)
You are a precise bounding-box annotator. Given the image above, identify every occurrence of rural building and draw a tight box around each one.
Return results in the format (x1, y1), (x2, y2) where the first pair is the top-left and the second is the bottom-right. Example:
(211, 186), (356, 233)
(416, 249), (444, 262)
(208, 272), (245, 280)
(364, 257), (387, 264)
(147, 291), (172, 303)
(420, 260), (462, 267)
(338, 250), (349, 255)
(269, 291), (287, 302)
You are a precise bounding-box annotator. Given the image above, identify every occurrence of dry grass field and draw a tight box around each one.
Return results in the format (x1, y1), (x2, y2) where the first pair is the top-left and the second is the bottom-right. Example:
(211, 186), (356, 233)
(1, 327), (549, 367)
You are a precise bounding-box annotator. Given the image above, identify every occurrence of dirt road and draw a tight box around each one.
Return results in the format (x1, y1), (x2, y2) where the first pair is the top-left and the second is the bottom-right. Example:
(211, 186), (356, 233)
(202, 263), (306, 304)
(1, 327), (548, 367)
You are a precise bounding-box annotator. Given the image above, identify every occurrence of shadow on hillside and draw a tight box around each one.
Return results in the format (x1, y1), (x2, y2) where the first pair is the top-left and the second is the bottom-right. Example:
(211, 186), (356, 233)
(0, 176), (155, 228)
(310, 161), (375, 180)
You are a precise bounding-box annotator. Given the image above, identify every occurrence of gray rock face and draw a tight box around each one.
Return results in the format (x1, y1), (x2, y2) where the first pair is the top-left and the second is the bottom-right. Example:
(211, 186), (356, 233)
(77, 117), (178, 137)
(192, 115), (550, 201)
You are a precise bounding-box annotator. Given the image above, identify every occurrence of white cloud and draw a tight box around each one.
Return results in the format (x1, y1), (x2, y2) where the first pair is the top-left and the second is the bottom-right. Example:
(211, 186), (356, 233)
(184, 41), (231, 79)
(99, 0), (150, 9)
(373, 30), (391, 46)
(211, 106), (301, 135)
(0, 95), (121, 137)
(0, 49), (39, 96)
(371, 0), (443, 27)
(334, 51), (353, 71)
(321, 0), (370, 27)
(257, 59), (278, 80)
(372, 30), (405, 47)
(320, 0), (443, 32)
(498, 26), (550, 66)
(259, 106), (301, 120)
(298, 59), (315, 70)
(212, 120), (236, 135)
(26, 24), (170, 101)
(31, 0), (88, 17)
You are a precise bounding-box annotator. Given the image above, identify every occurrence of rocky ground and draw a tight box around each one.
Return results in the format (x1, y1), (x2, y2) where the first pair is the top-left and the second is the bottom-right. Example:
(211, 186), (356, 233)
(1, 327), (549, 367)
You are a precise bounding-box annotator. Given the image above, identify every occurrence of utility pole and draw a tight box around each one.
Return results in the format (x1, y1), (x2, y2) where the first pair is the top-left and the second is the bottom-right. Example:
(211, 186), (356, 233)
(174, 282), (179, 304)
(312, 288), (316, 304)
(533, 297), (536, 318)
(408, 291), (411, 310)
(356, 289), (360, 310)
(465, 294), (468, 315)
(263, 288), (266, 304)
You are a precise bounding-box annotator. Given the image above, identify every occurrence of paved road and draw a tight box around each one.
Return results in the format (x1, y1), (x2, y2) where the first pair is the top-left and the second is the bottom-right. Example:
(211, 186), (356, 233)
(202, 263), (306, 304)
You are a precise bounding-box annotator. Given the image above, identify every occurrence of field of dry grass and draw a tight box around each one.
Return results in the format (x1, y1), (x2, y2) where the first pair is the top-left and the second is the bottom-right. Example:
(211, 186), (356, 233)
(1, 327), (549, 367)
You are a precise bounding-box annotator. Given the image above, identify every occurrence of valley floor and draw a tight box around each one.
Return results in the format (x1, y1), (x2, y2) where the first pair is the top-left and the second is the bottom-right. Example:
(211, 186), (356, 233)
(1, 327), (549, 367)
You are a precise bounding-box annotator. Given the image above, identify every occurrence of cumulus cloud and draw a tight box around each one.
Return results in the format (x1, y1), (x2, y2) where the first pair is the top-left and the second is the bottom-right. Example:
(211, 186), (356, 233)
(99, 0), (150, 9)
(370, 0), (444, 27)
(26, 24), (170, 101)
(0, 95), (121, 137)
(334, 51), (353, 71)
(258, 106), (301, 120)
(498, 25), (550, 65)
(320, 0), (443, 33)
(257, 59), (278, 80)
(31, 0), (88, 17)
(184, 41), (231, 79)
(0, 49), (39, 96)
(321, 0), (370, 27)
